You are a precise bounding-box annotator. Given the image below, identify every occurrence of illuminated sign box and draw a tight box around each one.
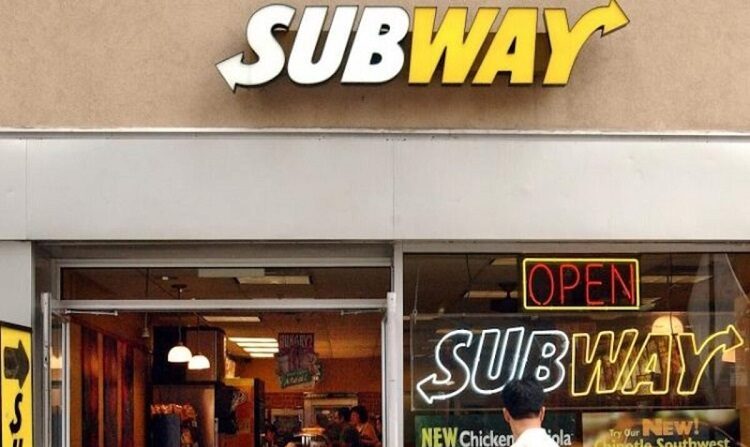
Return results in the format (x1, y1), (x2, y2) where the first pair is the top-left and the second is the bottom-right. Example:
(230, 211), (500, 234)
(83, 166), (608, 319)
(522, 258), (640, 311)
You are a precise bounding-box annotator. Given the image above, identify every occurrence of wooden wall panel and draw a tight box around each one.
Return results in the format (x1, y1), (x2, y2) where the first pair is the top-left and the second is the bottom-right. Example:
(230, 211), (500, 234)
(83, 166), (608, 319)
(121, 344), (135, 447)
(81, 327), (100, 447)
(103, 336), (120, 447)
(133, 350), (148, 447)
(70, 325), (83, 447)
(75, 322), (148, 447)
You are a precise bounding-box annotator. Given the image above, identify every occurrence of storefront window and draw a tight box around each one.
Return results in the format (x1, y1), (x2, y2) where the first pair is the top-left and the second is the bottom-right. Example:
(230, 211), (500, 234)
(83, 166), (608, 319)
(404, 253), (750, 447)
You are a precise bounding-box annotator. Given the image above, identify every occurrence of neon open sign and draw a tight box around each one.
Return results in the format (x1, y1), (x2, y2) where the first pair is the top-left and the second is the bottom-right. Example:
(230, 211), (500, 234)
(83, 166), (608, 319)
(522, 258), (640, 311)
(415, 324), (743, 405)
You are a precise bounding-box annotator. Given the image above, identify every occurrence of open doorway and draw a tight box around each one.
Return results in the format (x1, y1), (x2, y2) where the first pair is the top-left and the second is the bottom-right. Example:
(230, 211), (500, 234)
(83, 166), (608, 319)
(52, 266), (389, 447)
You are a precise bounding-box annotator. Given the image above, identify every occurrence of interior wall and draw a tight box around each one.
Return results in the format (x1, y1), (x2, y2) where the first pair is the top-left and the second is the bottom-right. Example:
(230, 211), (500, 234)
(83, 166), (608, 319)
(237, 357), (383, 416)
(236, 357), (382, 393)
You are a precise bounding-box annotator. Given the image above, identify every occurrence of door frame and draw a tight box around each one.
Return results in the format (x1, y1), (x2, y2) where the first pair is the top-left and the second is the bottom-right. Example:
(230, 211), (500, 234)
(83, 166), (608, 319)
(43, 248), (400, 447)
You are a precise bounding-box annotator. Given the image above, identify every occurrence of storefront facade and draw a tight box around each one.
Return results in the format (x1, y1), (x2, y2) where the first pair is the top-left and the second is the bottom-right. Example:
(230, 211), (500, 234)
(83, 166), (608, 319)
(1, 1), (750, 447)
(2, 137), (750, 447)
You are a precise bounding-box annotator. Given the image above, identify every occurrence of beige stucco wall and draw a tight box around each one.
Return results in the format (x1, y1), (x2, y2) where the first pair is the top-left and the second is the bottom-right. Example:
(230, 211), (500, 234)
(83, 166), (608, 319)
(0, 0), (747, 131)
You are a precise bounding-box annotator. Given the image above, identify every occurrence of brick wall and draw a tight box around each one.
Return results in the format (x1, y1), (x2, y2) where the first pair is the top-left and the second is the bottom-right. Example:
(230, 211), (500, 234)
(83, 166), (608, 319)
(356, 392), (382, 417)
(265, 392), (304, 409)
(237, 357), (382, 393)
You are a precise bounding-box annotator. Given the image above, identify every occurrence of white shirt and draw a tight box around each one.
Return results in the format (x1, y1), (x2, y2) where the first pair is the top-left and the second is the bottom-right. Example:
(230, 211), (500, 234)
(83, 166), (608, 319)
(511, 428), (559, 447)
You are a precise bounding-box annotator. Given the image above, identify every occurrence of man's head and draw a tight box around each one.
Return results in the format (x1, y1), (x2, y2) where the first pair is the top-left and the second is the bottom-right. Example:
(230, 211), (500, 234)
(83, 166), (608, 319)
(351, 405), (369, 424)
(336, 407), (352, 425)
(501, 379), (546, 424)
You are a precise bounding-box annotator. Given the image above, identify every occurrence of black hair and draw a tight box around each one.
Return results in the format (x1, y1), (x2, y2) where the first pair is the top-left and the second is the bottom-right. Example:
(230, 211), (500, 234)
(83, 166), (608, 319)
(501, 379), (545, 420)
(351, 405), (369, 423)
(337, 407), (352, 422)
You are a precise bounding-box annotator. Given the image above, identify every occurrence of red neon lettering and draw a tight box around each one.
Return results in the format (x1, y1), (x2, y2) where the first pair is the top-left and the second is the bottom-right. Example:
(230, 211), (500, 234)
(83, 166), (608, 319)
(611, 264), (635, 305)
(559, 264), (580, 305)
(529, 263), (555, 306)
(585, 263), (604, 305)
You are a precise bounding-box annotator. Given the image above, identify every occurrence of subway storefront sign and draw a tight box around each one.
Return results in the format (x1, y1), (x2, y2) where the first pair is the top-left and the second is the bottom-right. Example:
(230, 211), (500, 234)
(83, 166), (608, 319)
(411, 257), (745, 409)
(217, 1), (629, 89)
(413, 318), (743, 407)
(411, 272), (746, 410)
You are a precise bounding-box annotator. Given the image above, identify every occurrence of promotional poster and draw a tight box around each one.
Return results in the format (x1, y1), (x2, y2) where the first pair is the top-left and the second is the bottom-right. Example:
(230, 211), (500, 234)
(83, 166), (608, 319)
(415, 413), (579, 447)
(276, 333), (322, 389)
(582, 410), (741, 447)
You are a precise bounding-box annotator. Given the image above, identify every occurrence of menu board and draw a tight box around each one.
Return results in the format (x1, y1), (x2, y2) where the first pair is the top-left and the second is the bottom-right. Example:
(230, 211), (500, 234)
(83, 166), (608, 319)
(582, 410), (741, 447)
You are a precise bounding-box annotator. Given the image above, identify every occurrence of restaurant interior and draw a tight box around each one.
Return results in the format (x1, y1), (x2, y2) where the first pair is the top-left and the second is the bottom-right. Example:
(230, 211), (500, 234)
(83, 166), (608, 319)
(54, 266), (390, 447)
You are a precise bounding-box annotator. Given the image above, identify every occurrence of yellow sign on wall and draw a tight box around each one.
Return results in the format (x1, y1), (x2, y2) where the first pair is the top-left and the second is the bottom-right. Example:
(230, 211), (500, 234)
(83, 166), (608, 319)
(1, 323), (32, 447)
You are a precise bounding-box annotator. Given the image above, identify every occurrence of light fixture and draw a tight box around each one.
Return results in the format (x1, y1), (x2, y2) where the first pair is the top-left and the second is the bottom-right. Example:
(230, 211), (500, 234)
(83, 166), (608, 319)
(188, 314), (211, 371)
(168, 343), (193, 363)
(197, 268), (312, 285)
(464, 290), (519, 299)
(203, 316), (262, 323)
(229, 336), (279, 356)
(141, 274), (151, 339)
(651, 315), (684, 335)
(639, 297), (662, 311)
(141, 314), (151, 339)
(237, 275), (311, 285)
(168, 285), (193, 363)
(229, 337), (277, 343)
(491, 257), (518, 267)
(722, 348), (737, 364)
(198, 268), (265, 278)
(238, 345), (279, 351)
(188, 353), (211, 370)
(641, 275), (711, 284)
(235, 341), (279, 348)
(241, 347), (279, 353)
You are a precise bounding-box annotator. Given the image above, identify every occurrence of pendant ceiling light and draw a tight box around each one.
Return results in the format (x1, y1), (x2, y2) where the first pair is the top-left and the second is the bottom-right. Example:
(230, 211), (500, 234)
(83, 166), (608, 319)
(651, 314), (684, 335)
(141, 271), (151, 339)
(168, 285), (193, 363)
(188, 353), (211, 370)
(188, 314), (211, 371)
